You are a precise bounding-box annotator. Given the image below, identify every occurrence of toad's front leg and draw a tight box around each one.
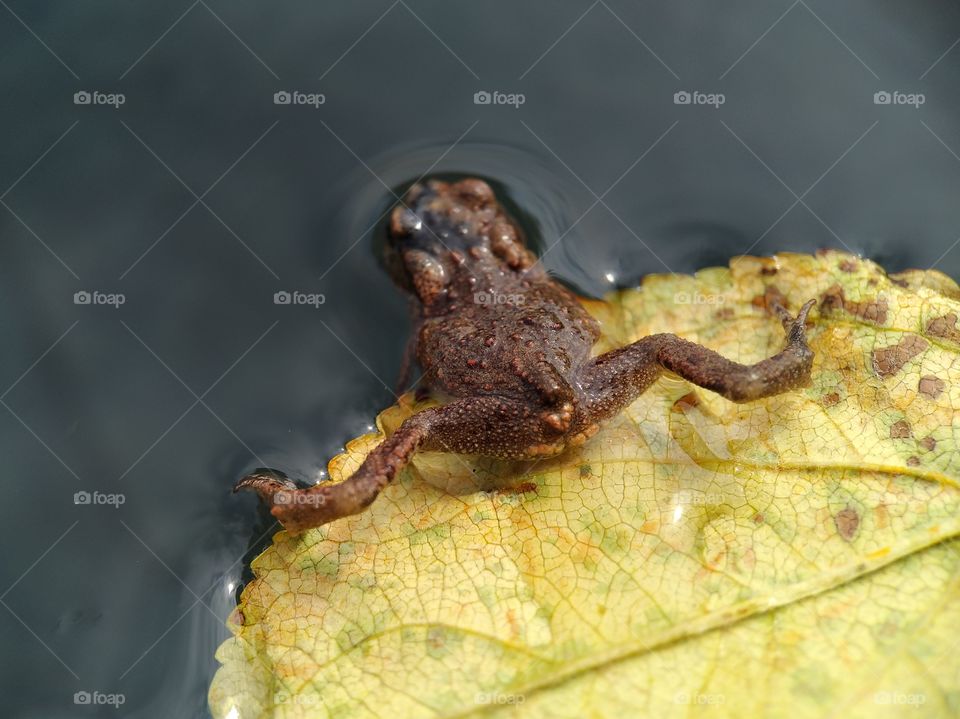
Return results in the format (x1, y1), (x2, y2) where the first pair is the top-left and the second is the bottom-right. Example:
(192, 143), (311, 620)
(235, 395), (567, 534)
(578, 300), (816, 422)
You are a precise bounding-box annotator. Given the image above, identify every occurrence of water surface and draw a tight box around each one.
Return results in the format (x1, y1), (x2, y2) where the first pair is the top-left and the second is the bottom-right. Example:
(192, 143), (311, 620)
(2, 1), (959, 716)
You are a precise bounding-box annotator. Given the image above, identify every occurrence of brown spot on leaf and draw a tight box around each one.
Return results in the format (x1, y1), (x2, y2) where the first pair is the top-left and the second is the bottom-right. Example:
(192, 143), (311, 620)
(760, 266), (778, 276)
(819, 284), (888, 324)
(427, 627), (446, 649)
(639, 520), (660, 535)
(821, 392), (840, 407)
(752, 285), (788, 315)
(839, 259), (857, 272)
(889, 420), (912, 439)
(872, 335), (928, 377)
(926, 313), (960, 343)
(907, 456), (920, 467)
(890, 277), (909, 288)
(714, 307), (734, 320)
(672, 392), (701, 411)
(499, 481), (537, 496)
(918, 375), (945, 399)
(921, 435), (937, 451)
(875, 503), (890, 530)
(505, 609), (521, 638)
(834, 507), (860, 541)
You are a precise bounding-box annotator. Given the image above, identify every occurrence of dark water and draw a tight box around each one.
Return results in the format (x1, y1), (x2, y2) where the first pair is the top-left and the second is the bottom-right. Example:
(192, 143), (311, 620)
(2, 1), (959, 716)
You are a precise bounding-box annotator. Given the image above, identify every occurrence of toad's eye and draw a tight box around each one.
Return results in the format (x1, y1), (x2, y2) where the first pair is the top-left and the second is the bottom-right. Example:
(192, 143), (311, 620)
(403, 249), (449, 304)
(453, 178), (495, 208)
(390, 207), (423, 239)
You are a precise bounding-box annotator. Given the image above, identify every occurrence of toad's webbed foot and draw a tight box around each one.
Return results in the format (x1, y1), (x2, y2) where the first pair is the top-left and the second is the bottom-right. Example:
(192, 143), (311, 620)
(580, 299), (816, 420)
(234, 417), (430, 534)
(773, 298), (816, 348)
(233, 469), (298, 496)
(234, 395), (572, 534)
(235, 470), (374, 534)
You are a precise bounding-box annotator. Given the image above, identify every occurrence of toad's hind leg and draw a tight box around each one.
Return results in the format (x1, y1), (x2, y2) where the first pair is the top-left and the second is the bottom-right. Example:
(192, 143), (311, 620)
(235, 396), (559, 534)
(579, 300), (815, 422)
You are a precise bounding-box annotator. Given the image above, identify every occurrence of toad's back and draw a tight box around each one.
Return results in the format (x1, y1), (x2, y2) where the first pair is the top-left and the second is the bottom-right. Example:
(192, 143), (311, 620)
(385, 179), (600, 402)
(417, 279), (601, 402)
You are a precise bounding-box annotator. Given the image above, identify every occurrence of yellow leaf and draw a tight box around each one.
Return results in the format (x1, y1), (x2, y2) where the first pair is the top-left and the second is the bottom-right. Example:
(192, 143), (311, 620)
(210, 251), (960, 718)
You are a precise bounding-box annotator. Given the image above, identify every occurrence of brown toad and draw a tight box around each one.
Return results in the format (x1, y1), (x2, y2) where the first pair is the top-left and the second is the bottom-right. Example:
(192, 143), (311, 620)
(237, 178), (815, 533)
